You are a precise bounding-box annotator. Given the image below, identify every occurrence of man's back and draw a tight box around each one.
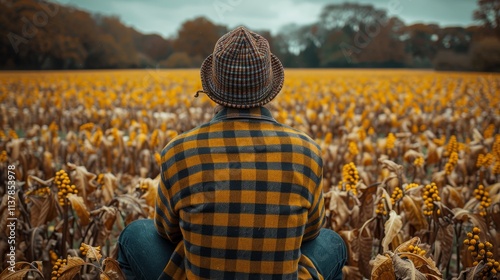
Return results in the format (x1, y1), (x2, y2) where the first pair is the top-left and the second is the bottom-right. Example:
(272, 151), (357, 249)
(117, 26), (346, 280)
(155, 106), (325, 279)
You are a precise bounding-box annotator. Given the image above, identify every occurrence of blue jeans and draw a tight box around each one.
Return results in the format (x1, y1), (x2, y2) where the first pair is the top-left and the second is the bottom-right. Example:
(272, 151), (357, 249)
(117, 219), (347, 280)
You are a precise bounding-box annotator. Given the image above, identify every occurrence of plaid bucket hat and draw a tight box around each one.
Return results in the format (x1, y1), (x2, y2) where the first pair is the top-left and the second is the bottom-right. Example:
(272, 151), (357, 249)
(199, 26), (284, 108)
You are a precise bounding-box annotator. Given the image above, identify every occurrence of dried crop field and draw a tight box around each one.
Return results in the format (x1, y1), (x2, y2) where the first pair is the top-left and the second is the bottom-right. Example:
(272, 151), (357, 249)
(0, 69), (499, 279)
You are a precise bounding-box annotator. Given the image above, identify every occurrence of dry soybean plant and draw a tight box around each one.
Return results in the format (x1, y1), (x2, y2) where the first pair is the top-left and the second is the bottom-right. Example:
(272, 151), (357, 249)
(0, 69), (499, 279)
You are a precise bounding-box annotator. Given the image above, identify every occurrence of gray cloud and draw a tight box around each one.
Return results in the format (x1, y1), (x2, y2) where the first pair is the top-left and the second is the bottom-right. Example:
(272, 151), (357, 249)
(53, 0), (477, 37)
(291, 0), (477, 25)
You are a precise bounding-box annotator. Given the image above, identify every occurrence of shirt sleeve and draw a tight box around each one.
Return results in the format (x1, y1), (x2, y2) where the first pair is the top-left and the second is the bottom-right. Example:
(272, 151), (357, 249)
(302, 161), (325, 242)
(154, 172), (182, 244)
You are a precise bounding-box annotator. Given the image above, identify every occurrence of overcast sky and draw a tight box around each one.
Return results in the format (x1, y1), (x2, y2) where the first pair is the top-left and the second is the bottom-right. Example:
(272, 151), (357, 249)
(53, 0), (478, 38)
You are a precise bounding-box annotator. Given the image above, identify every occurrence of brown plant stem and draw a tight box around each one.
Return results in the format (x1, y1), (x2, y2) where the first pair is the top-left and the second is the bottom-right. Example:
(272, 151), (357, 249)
(378, 215), (385, 254)
(62, 201), (69, 258)
(410, 165), (416, 183)
(455, 222), (463, 277)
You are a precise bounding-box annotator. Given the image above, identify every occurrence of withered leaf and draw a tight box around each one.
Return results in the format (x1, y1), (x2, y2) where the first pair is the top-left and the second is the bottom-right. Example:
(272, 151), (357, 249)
(461, 245), (476, 274)
(431, 170), (446, 188)
(452, 209), (489, 240)
(371, 253), (395, 280)
(463, 198), (480, 213)
(420, 267), (443, 280)
(67, 162), (97, 201)
(361, 151), (373, 166)
(435, 224), (454, 271)
(93, 206), (118, 245)
(358, 217), (375, 279)
(382, 210), (403, 252)
(136, 133), (148, 151)
(425, 140), (440, 165)
(6, 138), (24, 161)
(392, 253), (427, 280)
(395, 237), (421, 253)
(139, 149), (152, 178)
(139, 176), (160, 210)
(67, 194), (91, 226)
(441, 185), (464, 209)
(472, 128), (484, 143)
(356, 184), (378, 227)
(114, 194), (148, 224)
(404, 183), (423, 195)
(28, 192), (58, 227)
(401, 195), (428, 232)
(81, 243), (102, 260)
(100, 172), (119, 205)
(2, 269), (31, 280)
(99, 206), (118, 231)
(324, 190), (353, 232)
(57, 256), (86, 280)
(454, 260), (487, 280)
(0, 262), (37, 280)
(397, 252), (441, 278)
(43, 151), (55, 176)
(492, 203), (500, 232)
(339, 229), (360, 265)
(341, 266), (363, 280)
(378, 158), (403, 176)
(26, 175), (53, 188)
(489, 183), (500, 196)
(29, 227), (45, 262)
(403, 149), (424, 163)
(102, 257), (126, 280)
(430, 201), (455, 228)
(377, 186), (393, 212)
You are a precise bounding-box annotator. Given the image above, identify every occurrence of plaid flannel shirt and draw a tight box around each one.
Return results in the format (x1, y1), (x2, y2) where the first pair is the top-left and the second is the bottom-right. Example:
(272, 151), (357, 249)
(155, 106), (325, 279)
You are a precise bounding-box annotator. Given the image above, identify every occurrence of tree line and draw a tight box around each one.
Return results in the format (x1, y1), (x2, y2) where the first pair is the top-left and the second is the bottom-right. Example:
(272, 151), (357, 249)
(1, 0), (499, 71)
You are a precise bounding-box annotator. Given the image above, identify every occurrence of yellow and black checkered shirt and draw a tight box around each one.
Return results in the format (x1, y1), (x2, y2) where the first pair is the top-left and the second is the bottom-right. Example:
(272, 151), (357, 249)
(155, 106), (325, 279)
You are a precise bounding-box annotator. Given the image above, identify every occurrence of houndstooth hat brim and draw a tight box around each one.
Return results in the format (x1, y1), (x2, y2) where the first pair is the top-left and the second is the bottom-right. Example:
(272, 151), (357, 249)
(200, 27), (285, 109)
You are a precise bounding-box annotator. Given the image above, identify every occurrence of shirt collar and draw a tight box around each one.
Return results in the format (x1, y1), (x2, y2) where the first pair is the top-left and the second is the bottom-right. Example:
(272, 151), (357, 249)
(211, 106), (277, 123)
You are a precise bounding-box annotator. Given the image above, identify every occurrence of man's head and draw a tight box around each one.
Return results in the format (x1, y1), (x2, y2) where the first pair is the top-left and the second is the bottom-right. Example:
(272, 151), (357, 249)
(200, 26), (284, 109)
